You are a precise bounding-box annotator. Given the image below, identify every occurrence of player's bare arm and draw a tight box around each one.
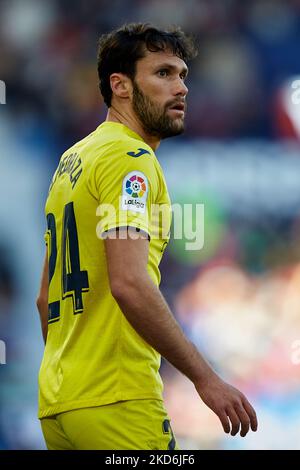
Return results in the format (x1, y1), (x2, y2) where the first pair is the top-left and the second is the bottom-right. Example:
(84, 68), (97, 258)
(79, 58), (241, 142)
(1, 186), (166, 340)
(105, 230), (258, 438)
(36, 250), (49, 343)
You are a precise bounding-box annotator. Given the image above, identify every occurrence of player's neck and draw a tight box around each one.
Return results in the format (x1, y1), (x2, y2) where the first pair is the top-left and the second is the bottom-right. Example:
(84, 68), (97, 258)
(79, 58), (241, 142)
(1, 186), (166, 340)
(106, 107), (160, 151)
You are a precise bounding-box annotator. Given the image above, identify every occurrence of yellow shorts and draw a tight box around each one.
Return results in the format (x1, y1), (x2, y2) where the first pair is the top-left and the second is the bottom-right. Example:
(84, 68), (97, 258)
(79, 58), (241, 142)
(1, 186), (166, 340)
(40, 399), (179, 450)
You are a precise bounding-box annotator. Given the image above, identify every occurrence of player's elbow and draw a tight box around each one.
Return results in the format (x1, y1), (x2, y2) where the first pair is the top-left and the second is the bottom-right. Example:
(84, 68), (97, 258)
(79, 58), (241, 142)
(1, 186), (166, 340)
(36, 294), (47, 313)
(110, 275), (144, 302)
(110, 279), (130, 302)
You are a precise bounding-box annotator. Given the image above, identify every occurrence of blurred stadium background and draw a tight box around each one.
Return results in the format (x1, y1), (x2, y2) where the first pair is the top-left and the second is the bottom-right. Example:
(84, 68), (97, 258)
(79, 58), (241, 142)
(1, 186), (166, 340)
(1, 0), (300, 450)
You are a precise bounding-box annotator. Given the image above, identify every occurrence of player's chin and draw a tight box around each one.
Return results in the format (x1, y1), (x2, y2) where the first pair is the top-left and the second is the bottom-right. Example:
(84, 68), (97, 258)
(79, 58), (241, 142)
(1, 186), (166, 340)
(159, 123), (184, 139)
(171, 118), (185, 134)
(165, 124), (184, 138)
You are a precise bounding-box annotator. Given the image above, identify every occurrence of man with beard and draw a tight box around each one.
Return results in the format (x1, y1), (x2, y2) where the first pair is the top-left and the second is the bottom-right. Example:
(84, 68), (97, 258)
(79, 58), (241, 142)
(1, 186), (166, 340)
(36, 23), (258, 450)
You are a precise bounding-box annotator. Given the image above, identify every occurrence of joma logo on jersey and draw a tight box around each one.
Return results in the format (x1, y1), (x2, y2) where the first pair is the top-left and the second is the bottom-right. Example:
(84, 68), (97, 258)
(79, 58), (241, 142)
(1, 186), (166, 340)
(127, 148), (150, 158)
(0, 340), (6, 365)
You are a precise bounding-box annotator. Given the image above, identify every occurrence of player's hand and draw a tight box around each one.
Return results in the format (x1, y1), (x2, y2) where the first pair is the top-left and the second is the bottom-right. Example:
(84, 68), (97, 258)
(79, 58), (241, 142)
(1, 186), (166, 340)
(195, 375), (258, 437)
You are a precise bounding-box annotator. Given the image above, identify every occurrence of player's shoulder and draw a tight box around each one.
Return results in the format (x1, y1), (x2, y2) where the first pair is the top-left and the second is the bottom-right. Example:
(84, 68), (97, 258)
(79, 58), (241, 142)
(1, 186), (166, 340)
(100, 129), (153, 156)
(93, 122), (155, 161)
(85, 123), (164, 186)
(110, 137), (155, 162)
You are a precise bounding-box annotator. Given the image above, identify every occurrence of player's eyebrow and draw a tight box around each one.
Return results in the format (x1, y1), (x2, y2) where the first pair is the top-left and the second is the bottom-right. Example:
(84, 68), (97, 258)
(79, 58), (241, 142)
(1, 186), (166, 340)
(155, 63), (189, 77)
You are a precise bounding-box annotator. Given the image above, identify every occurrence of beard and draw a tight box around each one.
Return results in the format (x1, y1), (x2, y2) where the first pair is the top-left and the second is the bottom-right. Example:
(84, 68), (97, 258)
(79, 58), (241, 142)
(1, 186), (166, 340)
(132, 81), (186, 139)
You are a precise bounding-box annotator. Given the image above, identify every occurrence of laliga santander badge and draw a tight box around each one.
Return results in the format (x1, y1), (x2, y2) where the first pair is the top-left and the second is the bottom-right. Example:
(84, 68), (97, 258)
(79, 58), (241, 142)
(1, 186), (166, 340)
(121, 171), (148, 213)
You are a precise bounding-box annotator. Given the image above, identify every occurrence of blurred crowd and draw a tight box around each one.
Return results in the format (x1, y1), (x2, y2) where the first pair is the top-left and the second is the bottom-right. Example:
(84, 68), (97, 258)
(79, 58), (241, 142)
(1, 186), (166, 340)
(157, 140), (300, 449)
(1, 0), (300, 150)
(163, 260), (300, 448)
(1, 0), (300, 449)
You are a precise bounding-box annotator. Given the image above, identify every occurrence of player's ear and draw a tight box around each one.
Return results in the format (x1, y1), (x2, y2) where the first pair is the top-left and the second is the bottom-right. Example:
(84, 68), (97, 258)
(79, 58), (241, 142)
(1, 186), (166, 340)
(110, 73), (132, 99)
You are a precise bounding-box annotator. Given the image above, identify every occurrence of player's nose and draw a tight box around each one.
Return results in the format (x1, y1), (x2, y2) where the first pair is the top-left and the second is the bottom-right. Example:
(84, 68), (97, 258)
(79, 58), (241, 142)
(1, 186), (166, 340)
(174, 77), (188, 97)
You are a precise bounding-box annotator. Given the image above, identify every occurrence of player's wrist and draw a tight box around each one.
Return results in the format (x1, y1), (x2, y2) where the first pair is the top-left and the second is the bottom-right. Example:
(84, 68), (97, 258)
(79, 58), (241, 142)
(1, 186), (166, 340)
(188, 345), (219, 388)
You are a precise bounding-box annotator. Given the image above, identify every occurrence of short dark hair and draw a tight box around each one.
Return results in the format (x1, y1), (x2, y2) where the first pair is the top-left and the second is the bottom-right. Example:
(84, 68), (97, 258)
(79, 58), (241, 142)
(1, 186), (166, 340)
(97, 23), (197, 107)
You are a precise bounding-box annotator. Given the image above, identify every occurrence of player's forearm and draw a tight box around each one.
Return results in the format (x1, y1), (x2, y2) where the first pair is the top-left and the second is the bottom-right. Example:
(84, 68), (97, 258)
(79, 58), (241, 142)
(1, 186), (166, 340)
(37, 251), (49, 344)
(112, 274), (218, 387)
(36, 297), (48, 344)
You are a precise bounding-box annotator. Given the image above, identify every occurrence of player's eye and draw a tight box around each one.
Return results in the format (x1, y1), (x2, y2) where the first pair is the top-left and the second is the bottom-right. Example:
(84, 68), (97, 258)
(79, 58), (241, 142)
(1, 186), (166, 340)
(157, 69), (169, 77)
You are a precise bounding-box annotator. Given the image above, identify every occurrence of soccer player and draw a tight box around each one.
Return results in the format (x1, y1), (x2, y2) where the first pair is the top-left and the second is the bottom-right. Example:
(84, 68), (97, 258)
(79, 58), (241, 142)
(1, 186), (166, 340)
(36, 23), (258, 450)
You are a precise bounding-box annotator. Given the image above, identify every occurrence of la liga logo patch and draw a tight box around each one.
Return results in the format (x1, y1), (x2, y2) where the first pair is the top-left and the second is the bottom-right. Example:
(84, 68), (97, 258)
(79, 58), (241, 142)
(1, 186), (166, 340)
(126, 174), (147, 198)
(122, 171), (148, 213)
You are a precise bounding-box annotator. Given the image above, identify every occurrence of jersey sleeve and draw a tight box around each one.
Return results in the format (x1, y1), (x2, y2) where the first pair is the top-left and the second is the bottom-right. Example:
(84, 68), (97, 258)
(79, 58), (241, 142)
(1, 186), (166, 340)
(88, 140), (159, 238)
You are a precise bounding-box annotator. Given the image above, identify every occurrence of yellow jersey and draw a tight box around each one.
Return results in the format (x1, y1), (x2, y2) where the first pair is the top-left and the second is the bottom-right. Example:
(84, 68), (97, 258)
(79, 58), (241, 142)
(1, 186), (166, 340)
(38, 122), (171, 418)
